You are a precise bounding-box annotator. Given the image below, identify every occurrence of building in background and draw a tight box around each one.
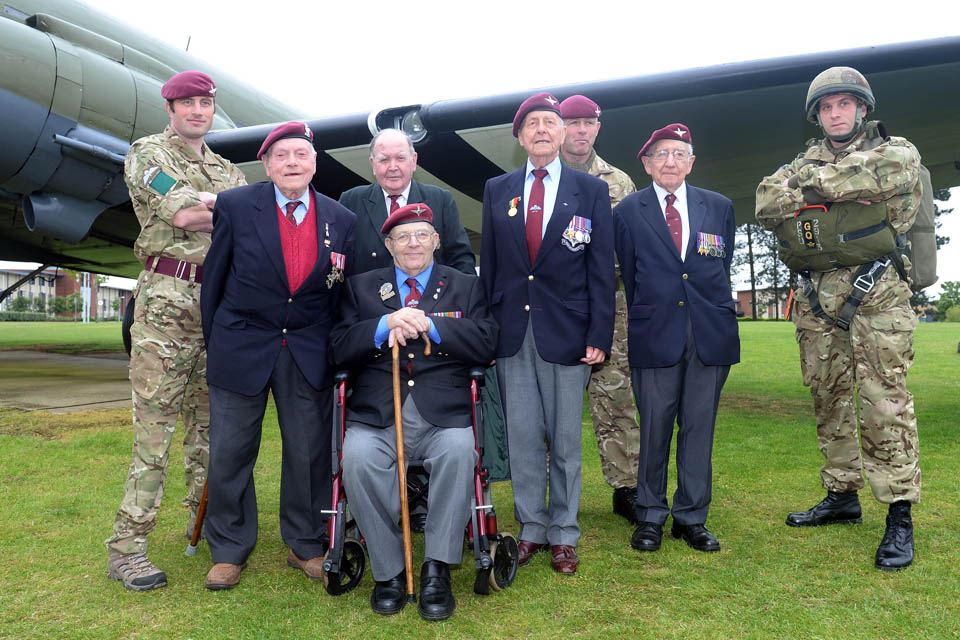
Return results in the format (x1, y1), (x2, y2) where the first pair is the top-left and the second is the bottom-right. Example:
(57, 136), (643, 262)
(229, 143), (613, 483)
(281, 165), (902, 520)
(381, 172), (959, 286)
(0, 262), (134, 320)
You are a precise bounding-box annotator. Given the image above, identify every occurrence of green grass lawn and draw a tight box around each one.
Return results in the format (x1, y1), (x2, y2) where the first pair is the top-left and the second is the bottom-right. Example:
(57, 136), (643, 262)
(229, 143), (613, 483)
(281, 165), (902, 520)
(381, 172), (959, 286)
(0, 321), (124, 354)
(0, 322), (958, 639)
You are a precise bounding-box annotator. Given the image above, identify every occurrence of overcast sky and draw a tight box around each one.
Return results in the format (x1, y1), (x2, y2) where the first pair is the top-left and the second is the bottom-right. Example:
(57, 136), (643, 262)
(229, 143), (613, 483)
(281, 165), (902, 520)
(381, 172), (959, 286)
(46, 1), (960, 292)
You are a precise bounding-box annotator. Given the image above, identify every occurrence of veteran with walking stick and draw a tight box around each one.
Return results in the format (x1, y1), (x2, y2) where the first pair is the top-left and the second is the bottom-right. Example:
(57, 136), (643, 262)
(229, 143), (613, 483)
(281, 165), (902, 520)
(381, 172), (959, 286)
(331, 203), (497, 621)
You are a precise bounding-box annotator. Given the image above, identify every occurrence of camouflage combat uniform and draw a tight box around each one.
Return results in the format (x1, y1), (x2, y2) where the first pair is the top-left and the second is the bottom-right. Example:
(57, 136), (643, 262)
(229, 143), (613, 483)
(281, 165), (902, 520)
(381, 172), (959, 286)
(567, 150), (639, 489)
(755, 126), (922, 504)
(106, 126), (245, 554)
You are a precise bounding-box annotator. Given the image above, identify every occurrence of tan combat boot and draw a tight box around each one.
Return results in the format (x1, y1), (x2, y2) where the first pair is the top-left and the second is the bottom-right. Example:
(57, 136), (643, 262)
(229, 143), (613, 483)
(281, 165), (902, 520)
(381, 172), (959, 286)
(107, 551), (167, 591)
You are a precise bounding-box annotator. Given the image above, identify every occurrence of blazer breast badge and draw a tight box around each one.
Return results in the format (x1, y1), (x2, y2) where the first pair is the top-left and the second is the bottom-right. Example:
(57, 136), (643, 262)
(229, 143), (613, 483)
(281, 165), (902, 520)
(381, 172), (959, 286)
(561, 216), (592, 252)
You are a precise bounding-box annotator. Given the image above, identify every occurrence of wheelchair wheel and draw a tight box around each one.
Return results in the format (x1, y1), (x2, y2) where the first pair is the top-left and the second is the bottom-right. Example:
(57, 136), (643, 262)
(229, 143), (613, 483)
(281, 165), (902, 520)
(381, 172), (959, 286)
(323, 537), (366, 595)
(488, 533), (519, 592)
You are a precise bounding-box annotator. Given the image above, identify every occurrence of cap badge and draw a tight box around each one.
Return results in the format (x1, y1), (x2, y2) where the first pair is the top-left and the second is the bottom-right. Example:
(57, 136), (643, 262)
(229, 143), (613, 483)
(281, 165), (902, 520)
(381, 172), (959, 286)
(209, 86), (217, 96)
(674, 127), (686, 138)
(303, 123), (310, 137)
(595, 108), (602, 116)
(413, 205), (426, 216)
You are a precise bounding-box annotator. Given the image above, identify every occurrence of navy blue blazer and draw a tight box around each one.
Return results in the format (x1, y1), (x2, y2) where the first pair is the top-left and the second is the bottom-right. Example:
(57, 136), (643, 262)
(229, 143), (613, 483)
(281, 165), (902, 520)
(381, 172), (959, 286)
(479, 165), (615, 365)
(338, 180), (475, 275)
(202, 181), (357, 395)
(330, 264), (497, 429)
(613, 183), (740, 369)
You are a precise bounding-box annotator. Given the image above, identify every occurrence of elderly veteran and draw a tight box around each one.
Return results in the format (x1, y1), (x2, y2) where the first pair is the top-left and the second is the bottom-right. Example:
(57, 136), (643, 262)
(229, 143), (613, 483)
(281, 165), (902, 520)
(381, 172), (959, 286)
(331, 203), (497, 620)
(479, 92), (615, 574)
(200, 121), (356, 590)
(106, 70), (246, 592)
(614, 123), (739, 555)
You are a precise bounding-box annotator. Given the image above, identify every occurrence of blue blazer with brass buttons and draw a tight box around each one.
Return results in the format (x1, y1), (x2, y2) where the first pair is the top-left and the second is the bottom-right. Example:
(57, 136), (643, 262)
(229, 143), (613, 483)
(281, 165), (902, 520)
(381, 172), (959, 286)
(479, 166), (615, 365)
(614, 183), (740, 369)
(330, 264), (497, 429)
(202, 181), (357, 395)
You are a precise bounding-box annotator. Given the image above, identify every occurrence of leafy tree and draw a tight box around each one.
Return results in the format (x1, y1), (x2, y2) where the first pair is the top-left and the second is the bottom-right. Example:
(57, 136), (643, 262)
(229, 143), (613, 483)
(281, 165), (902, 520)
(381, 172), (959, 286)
(946, 306), (960, 323)
(933, 188), (953, 249)
(32, 297), (46, 314)
(935, 281), (960, 320)
(50, 296), (68, 316)
(10, 295), (31, 312)
(64, 292), (83, 319)
(112, 298), (122, 312)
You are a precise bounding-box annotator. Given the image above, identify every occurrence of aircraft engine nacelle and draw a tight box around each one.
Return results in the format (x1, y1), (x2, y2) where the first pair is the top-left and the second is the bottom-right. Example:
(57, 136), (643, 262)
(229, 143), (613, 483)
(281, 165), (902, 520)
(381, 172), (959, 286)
(0, 12), (234, 243)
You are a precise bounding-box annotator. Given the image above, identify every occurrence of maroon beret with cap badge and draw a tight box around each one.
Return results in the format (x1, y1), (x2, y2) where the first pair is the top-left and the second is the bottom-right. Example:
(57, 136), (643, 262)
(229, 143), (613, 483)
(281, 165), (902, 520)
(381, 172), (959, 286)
(637, 123), (693, 159)
(559, 94), (601, 119)
(512, 92), (562, 138)
(257, 121), (314, 160)
(381, 202), (434, 235)
(161, 71), (217, 101)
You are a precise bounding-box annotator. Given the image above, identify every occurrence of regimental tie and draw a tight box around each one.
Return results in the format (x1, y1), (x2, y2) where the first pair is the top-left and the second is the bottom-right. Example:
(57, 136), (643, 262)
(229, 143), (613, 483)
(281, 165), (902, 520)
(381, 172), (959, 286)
(403, 277), (421, 308)
(665, 193), (682, 254)
(284, 201), (301, 226)
(526, 169), (548, 264)
(389, 194), (401, 214)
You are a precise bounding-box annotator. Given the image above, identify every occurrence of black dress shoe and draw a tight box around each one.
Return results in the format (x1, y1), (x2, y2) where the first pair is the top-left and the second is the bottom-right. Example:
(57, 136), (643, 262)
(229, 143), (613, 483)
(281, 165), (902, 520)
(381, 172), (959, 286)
(370, 571), (406, 615)
(875, 501), (914, 571)
(630, 522), (663, 552)
(613, 487), (640, 525)
(418, 560), (455, 621)
(671, 522), (720, 552)
(786, 490), (862, 527)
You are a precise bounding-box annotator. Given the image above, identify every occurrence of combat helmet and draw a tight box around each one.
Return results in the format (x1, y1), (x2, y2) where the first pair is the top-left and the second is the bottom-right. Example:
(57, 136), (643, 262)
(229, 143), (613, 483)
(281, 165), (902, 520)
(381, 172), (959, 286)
(805, 66), (876, 123)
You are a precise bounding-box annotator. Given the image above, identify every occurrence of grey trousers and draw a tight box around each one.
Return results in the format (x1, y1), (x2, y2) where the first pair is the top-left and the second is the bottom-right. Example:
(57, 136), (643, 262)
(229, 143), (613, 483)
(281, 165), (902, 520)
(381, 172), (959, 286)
(631, 317), (729, 526)
(497, 323), (591, 547)
(341, 395), (476, 581)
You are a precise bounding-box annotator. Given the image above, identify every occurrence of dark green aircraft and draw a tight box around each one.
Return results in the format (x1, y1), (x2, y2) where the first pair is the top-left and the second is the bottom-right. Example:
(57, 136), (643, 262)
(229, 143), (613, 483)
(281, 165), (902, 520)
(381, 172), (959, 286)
(2, 0), (959, 279)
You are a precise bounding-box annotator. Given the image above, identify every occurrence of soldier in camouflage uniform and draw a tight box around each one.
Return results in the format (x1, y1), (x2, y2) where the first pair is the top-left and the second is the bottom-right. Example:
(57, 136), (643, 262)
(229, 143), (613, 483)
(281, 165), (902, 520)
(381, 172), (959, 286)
(756, 67), (921, 571)
(559, 95), (640, 524)
(105, 71), (246, 590)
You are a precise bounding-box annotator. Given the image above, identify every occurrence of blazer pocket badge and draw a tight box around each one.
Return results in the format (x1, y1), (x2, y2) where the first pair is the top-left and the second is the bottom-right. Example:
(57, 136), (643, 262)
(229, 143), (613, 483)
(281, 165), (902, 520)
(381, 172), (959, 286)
(327, 252), (346, 289)
(561, 216), (592, 252)
(697, 232), (725, 258)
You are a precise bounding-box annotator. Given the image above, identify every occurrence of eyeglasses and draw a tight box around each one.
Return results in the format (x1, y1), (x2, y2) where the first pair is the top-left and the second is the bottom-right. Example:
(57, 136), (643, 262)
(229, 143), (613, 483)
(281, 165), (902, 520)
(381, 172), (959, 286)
(646, 149), (691, 163)
(388, 230), (434, 246)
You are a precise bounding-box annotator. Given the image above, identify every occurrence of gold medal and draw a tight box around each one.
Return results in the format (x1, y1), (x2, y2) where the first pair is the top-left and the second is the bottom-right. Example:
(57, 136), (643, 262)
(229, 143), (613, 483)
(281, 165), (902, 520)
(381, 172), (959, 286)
(508, 207), (517, 217)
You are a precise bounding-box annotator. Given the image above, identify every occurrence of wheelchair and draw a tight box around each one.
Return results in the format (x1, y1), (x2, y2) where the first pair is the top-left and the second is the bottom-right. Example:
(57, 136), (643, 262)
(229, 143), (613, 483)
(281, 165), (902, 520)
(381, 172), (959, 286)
(320, 367), (519, 596)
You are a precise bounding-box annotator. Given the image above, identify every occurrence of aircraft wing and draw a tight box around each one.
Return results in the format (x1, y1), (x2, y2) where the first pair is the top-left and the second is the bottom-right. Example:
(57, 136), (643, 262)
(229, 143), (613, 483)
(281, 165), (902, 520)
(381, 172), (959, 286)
(208, 35), (960, 256)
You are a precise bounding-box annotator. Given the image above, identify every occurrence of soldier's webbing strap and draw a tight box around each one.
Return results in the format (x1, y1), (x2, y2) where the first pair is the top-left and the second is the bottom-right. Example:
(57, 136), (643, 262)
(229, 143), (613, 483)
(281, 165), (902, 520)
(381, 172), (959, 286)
(800, 257), (892, 331)
(835, 257), (891, 331)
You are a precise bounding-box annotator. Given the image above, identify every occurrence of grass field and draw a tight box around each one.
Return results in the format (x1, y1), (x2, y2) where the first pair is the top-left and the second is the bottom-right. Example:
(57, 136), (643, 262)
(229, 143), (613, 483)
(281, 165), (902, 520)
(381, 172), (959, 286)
(0, 322), (958, 639)
(0, 321), (124, 354)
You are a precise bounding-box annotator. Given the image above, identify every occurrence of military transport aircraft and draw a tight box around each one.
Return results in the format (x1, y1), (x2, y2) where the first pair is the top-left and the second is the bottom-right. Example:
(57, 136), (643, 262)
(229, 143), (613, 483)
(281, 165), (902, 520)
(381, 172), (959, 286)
(2, 0), (959, 280)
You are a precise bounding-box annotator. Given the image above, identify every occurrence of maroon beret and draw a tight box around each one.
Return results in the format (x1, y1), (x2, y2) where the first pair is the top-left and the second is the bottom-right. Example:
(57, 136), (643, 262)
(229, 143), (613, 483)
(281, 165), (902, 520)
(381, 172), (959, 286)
(381, 202), (434, 235)
(638, 123), (693, 159)
(161, 71), (216, 100)
(257, 121), (314, 160)
(559, 95), (601, 119)
(512, 92), (562, 138)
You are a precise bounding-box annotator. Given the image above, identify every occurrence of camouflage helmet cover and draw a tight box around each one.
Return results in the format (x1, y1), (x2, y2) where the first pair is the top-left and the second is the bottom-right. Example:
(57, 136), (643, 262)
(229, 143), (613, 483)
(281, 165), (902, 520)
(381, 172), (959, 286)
(805, 66), (876, 123)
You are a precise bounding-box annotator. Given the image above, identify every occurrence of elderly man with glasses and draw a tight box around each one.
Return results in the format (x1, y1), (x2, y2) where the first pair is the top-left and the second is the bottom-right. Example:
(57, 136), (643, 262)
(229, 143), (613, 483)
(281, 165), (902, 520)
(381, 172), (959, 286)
(331, 202), (497, 621)
(613, 123), (739, 555)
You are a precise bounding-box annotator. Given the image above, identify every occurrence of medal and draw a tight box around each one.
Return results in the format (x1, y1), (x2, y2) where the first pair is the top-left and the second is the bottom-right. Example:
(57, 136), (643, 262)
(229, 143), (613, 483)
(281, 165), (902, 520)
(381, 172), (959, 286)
(324, 222), (331, 247)
(327, 252), (346, 289)
(508, 196), (521, 217)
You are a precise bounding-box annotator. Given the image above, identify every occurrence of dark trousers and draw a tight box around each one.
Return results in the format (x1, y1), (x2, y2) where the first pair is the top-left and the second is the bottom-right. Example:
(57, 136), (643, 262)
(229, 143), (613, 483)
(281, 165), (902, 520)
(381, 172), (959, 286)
(206, 346), (332, 565)
(631, 318), (729, 526)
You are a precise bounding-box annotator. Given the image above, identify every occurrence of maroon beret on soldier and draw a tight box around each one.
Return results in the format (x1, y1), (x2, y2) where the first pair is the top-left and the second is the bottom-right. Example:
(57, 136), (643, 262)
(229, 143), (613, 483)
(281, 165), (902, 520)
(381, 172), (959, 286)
(257, 121), (314, 160)
(161, 71), (217, 100)
(637, 123), (693, 159)
(512, 92), (562, 138)
(559, 95), (602, 120)
(380, 202), (434, 235)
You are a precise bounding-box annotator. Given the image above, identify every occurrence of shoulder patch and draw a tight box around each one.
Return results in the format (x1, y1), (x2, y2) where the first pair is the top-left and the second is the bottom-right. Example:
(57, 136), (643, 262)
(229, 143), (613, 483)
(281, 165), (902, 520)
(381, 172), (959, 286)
(145, 168), (176, 195)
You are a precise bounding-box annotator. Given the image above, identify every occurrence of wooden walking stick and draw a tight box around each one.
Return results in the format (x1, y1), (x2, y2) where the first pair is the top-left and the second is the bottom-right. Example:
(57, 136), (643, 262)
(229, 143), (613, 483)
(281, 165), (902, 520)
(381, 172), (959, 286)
(185, 480), (208, 556)
(392, 340), (417, 603)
